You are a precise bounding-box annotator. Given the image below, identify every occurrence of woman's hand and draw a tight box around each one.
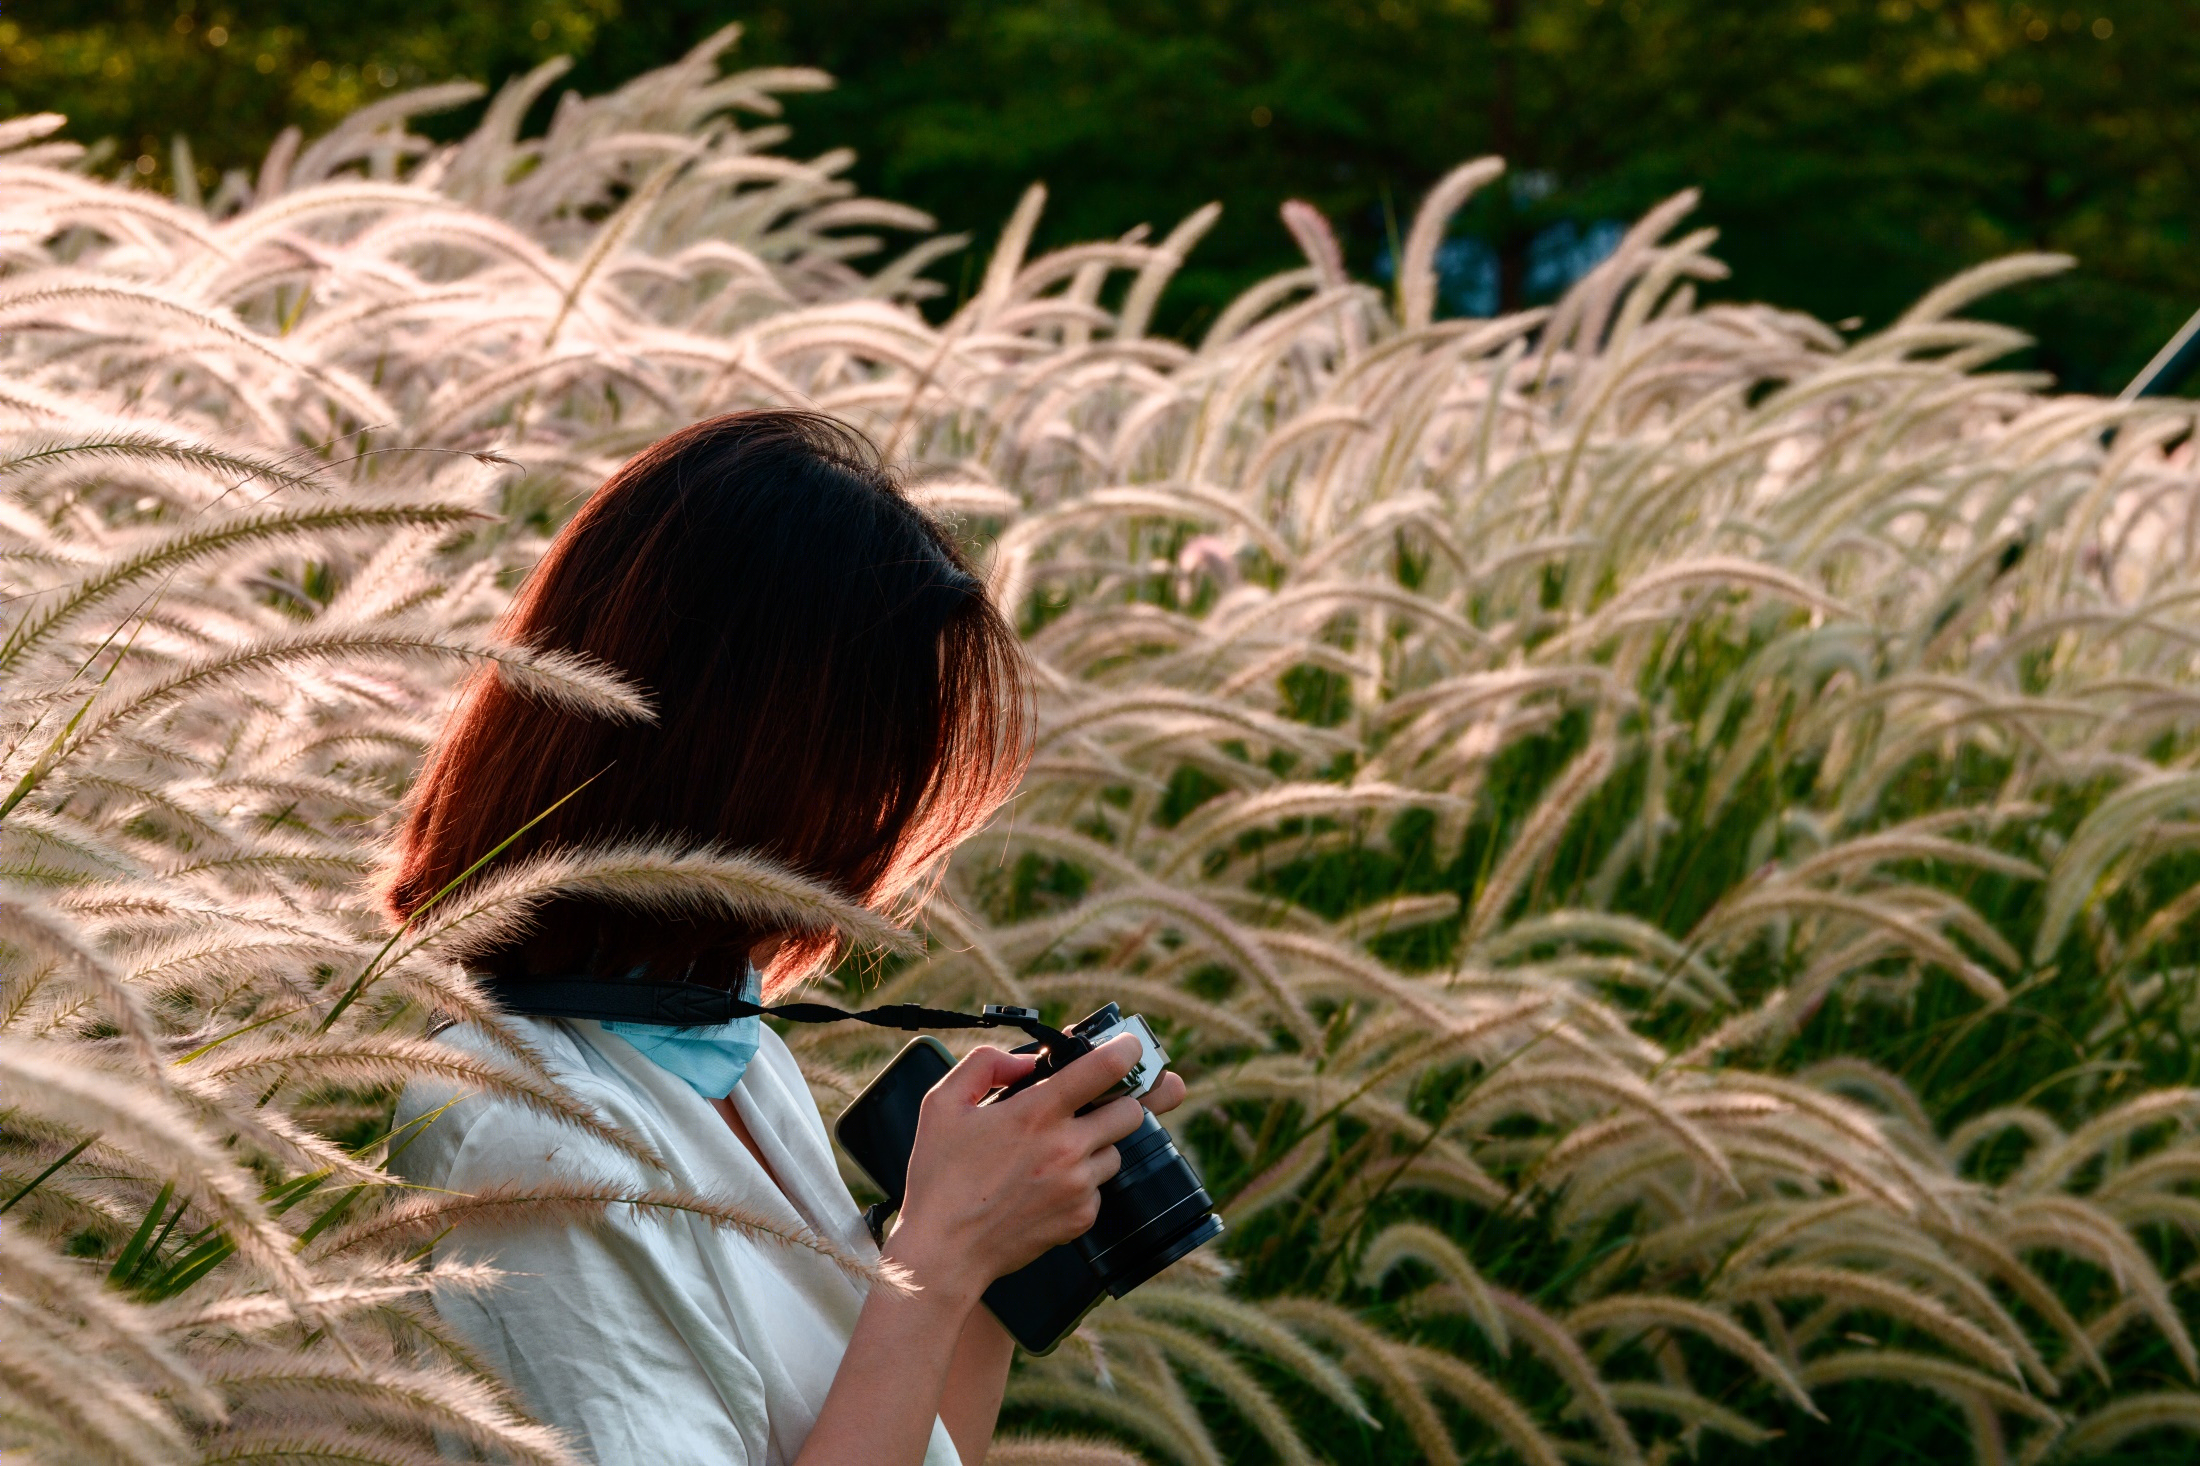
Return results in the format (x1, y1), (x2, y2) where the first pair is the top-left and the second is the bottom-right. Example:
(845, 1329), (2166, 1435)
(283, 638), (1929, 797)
(885, 1033), (1150, 1305)
(1141, 1067), (1186, 1116)
(803, 1037), (1189, 1466)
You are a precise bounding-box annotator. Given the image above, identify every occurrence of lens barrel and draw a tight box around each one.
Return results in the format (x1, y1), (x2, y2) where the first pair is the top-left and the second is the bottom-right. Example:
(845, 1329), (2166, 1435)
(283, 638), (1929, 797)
(1077, 1110), (1226, 1297)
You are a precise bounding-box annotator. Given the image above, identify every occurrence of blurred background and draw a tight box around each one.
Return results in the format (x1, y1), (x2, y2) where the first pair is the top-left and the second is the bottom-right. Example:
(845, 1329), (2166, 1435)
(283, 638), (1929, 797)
(5, 1), (2194, 395)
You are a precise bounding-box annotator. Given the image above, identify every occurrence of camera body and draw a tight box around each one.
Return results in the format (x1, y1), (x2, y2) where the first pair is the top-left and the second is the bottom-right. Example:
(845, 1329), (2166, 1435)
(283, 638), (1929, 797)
(987, 1002), (1168, 1106)
(833, 1004), (1224, 1354)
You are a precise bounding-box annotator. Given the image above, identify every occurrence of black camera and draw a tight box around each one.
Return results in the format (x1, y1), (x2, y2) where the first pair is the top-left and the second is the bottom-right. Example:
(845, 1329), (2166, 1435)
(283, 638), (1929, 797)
(833, 1003), (1225, 1353)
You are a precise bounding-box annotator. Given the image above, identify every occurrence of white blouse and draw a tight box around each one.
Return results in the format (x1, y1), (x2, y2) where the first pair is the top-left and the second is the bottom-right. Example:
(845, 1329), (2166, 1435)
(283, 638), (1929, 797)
(392, 1016), (962, 1466)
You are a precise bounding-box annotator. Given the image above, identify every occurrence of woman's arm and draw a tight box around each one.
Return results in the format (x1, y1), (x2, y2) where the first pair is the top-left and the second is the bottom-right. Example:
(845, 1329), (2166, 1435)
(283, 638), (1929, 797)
(792, 1036), (1149, 1466)
(938, 1306), (1015, 1466)
(790, 1248), (988, 1466)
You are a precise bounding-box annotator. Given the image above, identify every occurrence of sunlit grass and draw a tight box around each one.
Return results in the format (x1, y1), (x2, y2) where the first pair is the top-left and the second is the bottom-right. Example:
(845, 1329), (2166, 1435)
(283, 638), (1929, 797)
(6, 28), (2200, 1465)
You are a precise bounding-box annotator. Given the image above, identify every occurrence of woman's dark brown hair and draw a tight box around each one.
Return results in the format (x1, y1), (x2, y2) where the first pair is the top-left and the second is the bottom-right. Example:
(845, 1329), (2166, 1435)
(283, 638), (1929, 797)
(384, 410), (1029, 996)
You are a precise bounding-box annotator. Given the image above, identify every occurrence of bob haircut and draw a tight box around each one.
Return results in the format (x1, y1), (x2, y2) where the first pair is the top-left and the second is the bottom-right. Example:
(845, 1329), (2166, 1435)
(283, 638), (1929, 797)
(384, 410), (1029, 996)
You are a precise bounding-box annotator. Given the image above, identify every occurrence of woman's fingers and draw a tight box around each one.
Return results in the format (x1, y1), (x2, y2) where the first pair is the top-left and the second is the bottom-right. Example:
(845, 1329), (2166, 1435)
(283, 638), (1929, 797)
(1071, 1094), (1145, 1153)
(1140, 1071), (1186, 1115)
(932, 1045), (1035, 1106)
(1027, 1033), (1142, 1117)
(1080, 1144), (1124, 1188)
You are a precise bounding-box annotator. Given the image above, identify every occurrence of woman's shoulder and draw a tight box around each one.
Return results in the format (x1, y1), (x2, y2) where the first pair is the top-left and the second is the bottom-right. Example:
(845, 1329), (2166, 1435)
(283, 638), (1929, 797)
(390, 1016), (665, 1192)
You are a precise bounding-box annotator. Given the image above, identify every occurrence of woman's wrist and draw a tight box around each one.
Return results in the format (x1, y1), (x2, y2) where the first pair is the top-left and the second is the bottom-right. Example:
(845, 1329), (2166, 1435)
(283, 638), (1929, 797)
(879, 1218), (988, 1313)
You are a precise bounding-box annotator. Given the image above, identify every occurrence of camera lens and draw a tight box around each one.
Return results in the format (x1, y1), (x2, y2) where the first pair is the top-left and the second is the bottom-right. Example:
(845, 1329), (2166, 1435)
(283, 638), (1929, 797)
(1076, 1111), (1226, 1297)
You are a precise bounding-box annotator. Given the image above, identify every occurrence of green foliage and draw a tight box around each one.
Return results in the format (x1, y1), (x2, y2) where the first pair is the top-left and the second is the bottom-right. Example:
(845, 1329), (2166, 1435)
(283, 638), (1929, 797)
(11, 2), (2200, 391)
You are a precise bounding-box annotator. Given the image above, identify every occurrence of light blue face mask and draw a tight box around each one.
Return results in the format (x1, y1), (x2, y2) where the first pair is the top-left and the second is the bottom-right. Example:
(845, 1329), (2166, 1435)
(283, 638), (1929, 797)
(604, 963), (762, 1099)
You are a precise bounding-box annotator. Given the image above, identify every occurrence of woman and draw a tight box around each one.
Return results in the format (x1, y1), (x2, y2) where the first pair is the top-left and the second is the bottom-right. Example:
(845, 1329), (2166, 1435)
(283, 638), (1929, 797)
(385, 412), (1185, 1465)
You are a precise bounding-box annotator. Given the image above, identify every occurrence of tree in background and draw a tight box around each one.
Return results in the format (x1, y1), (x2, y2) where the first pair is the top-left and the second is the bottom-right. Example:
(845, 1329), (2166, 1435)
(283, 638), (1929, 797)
(5, 0), (2194, 390)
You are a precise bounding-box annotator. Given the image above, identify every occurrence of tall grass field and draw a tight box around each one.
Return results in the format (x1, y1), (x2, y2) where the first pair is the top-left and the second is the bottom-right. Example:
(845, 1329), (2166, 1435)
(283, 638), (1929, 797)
(8, 30), (2200, 1466)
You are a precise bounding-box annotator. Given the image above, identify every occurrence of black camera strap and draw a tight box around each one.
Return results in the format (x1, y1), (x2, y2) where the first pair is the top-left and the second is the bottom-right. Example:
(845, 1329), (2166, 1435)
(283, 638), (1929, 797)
(480, 974), (1082, 1055)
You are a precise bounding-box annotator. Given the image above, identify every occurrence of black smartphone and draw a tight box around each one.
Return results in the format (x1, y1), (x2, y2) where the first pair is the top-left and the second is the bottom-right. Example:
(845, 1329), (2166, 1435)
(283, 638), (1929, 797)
(834, 1036), (1109, 1355)
(835, 1035), (953, 1207)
